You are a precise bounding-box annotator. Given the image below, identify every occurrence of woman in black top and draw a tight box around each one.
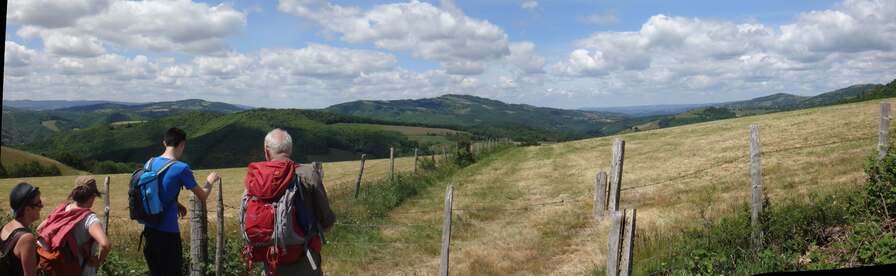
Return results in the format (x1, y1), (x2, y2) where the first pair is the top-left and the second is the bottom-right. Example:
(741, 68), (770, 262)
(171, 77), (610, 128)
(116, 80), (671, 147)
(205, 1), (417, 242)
(1, 182), (43, 276)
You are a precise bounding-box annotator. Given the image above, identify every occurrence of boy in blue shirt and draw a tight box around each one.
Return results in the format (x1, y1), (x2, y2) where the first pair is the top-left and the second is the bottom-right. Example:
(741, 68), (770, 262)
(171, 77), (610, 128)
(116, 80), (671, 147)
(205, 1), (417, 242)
(142, 127), (218, 276)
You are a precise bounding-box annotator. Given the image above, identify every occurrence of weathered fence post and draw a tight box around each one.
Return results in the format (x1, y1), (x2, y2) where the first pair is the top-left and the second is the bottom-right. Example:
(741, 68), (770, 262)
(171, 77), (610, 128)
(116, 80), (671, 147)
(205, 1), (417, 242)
(606, 209), (636, 276)
(594, 171), (608, 220)
(442, 145), (447, 162)
(190, 193), (209, 276)
(880, 102), (891, 160)
(749, 124), (764, 249)
(608, 139), (625, 212)
(606, 211), (623, 276)
(414, 148), (419, 174)
(619, 209), (637, 276)
(439, 185), (454, 276)
(215, 179), (224, 276)
(355, 154), (366, 198)
(390, 147), (395, 182)
(103, 176), (110, 232)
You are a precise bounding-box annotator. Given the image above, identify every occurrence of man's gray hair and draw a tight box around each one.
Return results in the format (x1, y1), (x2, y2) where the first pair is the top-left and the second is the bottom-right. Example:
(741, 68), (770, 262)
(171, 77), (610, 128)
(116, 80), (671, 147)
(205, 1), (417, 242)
(264, 128), (293, 155)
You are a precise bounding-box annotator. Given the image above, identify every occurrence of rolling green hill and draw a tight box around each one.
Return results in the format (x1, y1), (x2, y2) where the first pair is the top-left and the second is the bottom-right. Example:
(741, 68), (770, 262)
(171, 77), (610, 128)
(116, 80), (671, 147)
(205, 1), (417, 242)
(23, 109), (422, 169)
(325, 94), (629, 141)
(2, 99), (247, 146)
(1, 146), (82, 176)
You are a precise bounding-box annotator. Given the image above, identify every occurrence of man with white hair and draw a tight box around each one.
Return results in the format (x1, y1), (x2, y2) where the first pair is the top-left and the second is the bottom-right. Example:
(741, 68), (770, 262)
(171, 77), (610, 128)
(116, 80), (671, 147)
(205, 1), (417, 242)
(241, 129), (335, 275)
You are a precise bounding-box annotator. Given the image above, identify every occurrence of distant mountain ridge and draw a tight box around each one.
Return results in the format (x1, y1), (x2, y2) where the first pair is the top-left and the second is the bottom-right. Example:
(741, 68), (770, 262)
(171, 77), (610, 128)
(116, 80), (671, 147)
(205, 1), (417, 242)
(325, 94), (630, 140)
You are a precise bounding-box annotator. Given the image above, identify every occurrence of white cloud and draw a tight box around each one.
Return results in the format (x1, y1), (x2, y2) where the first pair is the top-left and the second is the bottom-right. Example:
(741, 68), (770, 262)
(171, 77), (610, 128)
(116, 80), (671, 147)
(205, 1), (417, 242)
(7, 0), (111, 28)
(259, 44), (397, 79)
(521, 1), (538, 11)
(545, 0), (896, 107)
(277, 0), (543, 75)
(9, 0), (246, 55)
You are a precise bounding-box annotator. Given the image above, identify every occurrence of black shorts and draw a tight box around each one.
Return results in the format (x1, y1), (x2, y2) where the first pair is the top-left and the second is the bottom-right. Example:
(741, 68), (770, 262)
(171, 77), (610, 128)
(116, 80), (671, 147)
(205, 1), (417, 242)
(143, 227), (184, 276)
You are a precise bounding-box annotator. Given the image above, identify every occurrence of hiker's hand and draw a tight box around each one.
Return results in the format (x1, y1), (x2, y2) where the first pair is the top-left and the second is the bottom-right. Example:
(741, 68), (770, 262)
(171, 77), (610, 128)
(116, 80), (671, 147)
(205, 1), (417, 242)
(206, 172), (220, 187)
(177, 202), (187, 218)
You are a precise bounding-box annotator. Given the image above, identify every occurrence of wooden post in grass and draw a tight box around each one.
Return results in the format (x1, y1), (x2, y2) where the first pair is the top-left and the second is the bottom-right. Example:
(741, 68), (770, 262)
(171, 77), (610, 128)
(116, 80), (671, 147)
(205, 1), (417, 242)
(442, 145), (447, 162)
(594, 171), (608, 220)
(190, 193), (209, 276)
(215, 179), (224, 276)
(606, 209), (636, 276)
(414, 148), (419, 174)
(355, 154), (366, 198)
(619, 209), (637, 276)
(749, 124), (764, 249)
(102, 176), (110, 232)
(608, 139), (625, 212)
(439, 185), (454, 276)
(606, 211), (623, 276)
(880, 102), (891, 161)
(390, 147), (395, 182)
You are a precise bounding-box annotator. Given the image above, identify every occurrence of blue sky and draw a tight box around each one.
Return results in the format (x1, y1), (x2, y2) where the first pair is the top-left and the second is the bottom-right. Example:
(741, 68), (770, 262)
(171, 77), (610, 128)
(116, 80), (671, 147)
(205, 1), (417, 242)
(4, 0), (894, 108)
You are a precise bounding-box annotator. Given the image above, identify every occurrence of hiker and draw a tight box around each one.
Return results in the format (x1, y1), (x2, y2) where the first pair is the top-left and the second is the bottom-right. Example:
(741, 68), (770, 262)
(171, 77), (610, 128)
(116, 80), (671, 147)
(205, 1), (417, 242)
(1, 182), (42, 276)
(35, 176), (112, 276)
(241, 128), (335, 275)
(135, 127), (218, 276)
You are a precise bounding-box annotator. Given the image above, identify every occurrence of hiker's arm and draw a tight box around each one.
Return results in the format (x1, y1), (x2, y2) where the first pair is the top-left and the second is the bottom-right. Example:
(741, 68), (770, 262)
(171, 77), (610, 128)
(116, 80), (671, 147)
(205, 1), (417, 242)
(189, 172), (218, 201)
(88, 222), (112, 266)
(15, 233), (37, 276)
(190, 184), (211, 202)
(312, 172), (336, 231)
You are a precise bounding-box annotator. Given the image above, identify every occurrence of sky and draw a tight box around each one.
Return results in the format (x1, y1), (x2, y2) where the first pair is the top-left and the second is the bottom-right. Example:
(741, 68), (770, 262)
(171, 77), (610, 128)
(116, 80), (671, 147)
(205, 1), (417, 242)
(4, 0), (895, 109)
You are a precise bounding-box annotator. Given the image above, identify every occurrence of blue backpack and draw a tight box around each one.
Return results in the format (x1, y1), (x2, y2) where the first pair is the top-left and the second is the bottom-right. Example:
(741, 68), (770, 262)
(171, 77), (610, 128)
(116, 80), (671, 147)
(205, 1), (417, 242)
(128, 158), (177, 225)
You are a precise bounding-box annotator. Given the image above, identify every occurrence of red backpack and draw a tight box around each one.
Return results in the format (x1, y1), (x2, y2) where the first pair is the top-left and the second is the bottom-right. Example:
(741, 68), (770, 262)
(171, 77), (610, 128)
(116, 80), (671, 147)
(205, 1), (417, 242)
(240, 160), (319, 274)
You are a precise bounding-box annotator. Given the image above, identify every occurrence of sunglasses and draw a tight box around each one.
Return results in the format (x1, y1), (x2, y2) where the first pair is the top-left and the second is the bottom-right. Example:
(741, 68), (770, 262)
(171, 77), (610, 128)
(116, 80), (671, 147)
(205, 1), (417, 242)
(28, 199), (43, 209)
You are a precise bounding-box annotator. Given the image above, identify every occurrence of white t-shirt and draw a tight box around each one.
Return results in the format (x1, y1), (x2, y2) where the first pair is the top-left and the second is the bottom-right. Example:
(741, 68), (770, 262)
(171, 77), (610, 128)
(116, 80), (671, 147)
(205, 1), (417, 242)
(71, 213), (100, 276)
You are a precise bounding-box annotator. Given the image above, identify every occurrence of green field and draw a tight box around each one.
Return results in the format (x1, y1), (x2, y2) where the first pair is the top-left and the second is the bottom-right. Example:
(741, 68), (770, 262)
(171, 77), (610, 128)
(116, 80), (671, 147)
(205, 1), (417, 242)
(333, 123), (465, 145)
(1, 146), (83, 176)
(0, 98), (891, 274)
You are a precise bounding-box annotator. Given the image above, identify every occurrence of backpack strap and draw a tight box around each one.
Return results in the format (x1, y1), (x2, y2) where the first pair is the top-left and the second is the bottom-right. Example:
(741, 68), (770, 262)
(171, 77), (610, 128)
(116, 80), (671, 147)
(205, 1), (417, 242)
(156, 159), (178, 174)
(1, 228), (29, 256)
(143, 158), (155, 171)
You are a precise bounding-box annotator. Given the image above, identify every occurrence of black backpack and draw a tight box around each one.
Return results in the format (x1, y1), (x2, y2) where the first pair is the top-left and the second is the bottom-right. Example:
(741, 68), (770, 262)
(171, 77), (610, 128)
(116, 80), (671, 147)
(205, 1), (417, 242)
(128, 158), (177, 225)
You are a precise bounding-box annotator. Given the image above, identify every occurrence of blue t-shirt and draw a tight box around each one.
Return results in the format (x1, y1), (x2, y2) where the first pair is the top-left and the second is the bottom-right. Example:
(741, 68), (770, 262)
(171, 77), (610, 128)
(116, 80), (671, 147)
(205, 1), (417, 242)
(143, 156), (198, 233)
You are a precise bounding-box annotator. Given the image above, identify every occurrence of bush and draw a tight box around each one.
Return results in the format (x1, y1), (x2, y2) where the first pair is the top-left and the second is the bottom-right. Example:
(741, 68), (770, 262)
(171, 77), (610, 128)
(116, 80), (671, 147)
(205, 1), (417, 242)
(2, 161), (62, 178)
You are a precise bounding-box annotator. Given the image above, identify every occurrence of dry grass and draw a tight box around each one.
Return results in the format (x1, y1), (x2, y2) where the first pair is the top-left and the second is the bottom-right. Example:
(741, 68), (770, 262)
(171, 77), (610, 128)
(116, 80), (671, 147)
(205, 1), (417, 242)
(0, 99), (890, 275)
(341, 99), (889, 275)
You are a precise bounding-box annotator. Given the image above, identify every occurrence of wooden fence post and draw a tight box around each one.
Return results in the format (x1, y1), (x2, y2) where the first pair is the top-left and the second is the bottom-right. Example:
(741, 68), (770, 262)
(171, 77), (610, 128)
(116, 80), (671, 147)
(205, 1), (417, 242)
(881, 102), (891, 161)
(608, 139), (625, 212)
(619, 209), (636, 276)
(103, 176), (110, 232)
(606, 209), (636, 276)
(442, 145), (447, 162)
(355, 154), (366, 198)
(594, 171), (608, 220)
(439, 185), (454, 276)
(190, 193), (209, 276)
(606, 211), (624, 276)
(215, 179), (224, 276)
(749, 124), (764, 249)
(414, 148), (419, 174)
(390, 147), (395, 182)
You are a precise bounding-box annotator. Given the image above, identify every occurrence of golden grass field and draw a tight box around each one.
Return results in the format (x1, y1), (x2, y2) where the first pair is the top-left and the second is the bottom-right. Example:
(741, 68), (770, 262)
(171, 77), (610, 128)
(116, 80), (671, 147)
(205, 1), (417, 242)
(1, 146), (83, 175)
(0, 98), (892, 275)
